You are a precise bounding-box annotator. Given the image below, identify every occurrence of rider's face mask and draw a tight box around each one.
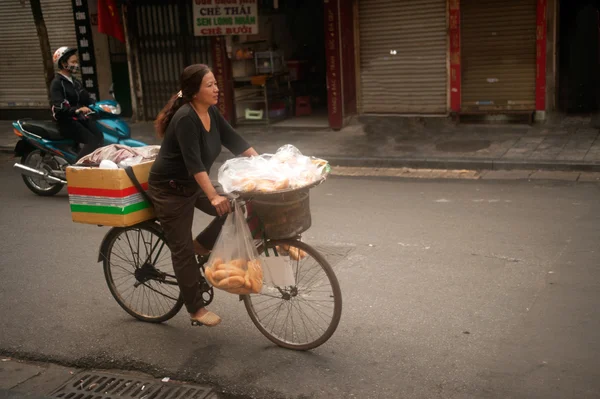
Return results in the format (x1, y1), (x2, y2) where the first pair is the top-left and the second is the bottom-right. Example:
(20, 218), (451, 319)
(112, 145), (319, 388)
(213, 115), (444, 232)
(67, 63), (80, 73)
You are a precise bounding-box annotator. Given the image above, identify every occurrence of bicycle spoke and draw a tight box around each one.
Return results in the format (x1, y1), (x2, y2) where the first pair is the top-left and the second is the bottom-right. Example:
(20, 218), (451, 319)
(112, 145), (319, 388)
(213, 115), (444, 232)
(296, 296), (332, 327)
(254, 298), (286, 315)
(262, 300), (286, 332)
(251, 296), (284, 306)
(110, 247), (136, 267)
(296, 301), (326, 337)
(140, 281), (180, 302)
(106, 226), (182, 321)
(123, 232), (136, 264)
(291, 300), (317, 343)
(246, 241), (341, 349)
(297, 263), (326, 289)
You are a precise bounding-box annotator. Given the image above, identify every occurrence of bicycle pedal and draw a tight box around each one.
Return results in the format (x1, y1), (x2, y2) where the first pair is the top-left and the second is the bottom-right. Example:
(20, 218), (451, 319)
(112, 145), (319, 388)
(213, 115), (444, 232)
(191, 320), (204, 327)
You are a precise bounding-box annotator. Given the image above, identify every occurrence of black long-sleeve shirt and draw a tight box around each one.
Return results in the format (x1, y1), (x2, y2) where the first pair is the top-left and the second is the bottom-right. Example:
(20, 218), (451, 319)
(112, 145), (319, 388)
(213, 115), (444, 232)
(149, 104), (251, 185)
(50, 73), (92, 122)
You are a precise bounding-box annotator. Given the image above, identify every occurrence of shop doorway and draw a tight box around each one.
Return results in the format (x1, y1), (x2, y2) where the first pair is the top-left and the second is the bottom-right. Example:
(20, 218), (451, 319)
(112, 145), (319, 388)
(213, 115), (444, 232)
(108, 36), (133, 118)
(558, 0), (600, 114)
(280, 0), (327, 127)
(231, 0), (328, 128)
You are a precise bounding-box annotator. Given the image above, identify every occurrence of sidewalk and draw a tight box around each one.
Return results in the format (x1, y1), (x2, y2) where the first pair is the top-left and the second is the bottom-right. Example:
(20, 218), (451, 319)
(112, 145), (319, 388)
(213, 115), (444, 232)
(0, 357), (218, 399)
(2, 116), (599, 172)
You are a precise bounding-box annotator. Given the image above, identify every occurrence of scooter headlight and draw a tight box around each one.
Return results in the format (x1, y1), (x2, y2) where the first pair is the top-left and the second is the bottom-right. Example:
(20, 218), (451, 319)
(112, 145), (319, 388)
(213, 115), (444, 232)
(100, 103), (122, 115)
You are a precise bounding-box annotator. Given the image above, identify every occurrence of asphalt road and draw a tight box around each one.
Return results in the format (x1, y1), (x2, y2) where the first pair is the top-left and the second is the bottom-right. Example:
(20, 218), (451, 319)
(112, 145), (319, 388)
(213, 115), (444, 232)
(0, 153), (599, 399)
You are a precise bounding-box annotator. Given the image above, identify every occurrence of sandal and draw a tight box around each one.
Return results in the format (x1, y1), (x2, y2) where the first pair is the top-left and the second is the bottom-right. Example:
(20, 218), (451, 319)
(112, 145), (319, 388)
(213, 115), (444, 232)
(190, 311), (222, 327)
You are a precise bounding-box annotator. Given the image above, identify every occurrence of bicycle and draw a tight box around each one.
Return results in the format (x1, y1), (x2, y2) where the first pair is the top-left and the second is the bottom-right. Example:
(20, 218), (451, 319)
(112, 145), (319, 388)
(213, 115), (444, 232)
(97, 188), (342, 351)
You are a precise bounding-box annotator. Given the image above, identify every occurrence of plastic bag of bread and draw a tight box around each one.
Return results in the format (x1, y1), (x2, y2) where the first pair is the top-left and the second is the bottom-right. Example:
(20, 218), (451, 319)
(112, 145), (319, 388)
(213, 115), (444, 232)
(203, 200), (264, 295)
(218, 145), (329, 194)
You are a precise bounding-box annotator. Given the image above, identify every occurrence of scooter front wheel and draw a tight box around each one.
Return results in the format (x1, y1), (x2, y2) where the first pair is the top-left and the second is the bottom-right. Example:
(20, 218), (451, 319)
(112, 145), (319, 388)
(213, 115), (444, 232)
(21, 150), (64, 196)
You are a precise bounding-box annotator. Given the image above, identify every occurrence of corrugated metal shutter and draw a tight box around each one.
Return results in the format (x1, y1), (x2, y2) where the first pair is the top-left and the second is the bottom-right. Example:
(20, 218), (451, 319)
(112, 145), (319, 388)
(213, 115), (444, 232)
(0, 0), (76, 109)
(461, 0), (537, 111)
(43, 0), (78, 60)
(0, 1), (46, 108)
(133, 1), (212, 120)
(358, 0), (448, 114)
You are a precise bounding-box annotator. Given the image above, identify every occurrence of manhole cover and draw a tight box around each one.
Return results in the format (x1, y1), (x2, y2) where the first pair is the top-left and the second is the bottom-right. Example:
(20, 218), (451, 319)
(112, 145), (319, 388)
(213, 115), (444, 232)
(436, 140), (491, 153)
(50, 372), (215, 399)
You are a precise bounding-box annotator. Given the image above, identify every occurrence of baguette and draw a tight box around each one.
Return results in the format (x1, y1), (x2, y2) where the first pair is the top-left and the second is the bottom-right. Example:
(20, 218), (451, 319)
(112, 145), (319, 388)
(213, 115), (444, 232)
(213, 268), (245, 281)
(212, 257), (224, 268)
(217, 276), (245, 289)
(229, 258), (247, 269)
(247, 259), (264, 293)
(204, 268), (215, 285)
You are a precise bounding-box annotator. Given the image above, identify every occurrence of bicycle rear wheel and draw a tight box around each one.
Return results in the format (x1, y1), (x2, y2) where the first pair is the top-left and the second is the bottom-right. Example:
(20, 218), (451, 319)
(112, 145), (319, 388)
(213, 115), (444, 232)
(243, 239), (342, 350)
(101, 223), (184, 323)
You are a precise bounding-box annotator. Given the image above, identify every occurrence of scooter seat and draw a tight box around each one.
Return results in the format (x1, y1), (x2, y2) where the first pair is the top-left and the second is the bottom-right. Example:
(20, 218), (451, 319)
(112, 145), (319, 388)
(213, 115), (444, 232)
(19, 120), (65, 141)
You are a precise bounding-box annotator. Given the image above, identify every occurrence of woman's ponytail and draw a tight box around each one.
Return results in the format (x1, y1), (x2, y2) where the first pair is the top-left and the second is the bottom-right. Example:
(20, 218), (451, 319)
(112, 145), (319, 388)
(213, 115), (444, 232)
(155, 94), (187, 138)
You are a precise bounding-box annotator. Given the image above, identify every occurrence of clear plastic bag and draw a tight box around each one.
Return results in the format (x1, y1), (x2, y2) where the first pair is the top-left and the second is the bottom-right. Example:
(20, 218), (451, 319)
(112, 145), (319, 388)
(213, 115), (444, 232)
(204, 201), (264, 295)
(76, 144), (161, 165)
(218, 145), (329, 194)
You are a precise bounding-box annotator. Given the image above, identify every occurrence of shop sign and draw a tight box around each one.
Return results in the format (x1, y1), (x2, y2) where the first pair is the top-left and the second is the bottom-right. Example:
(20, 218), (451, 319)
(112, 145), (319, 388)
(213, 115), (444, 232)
(193, 0), (259, 36)
(72, 0), (99, 102)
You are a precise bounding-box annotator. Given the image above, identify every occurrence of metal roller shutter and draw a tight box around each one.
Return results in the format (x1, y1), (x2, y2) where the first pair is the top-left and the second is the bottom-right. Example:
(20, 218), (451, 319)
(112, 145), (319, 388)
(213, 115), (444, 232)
(0, 0), (76, 109)
(358, 0), (448, 114)
(0, 1), (46, 108)
(132, 0), (212, 120)
(461, 0), (537, 111)
(43, 0), (78, 58)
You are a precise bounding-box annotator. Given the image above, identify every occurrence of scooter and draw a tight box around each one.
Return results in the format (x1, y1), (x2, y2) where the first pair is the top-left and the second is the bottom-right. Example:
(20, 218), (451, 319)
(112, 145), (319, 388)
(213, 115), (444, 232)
(12, 99), (146, 196)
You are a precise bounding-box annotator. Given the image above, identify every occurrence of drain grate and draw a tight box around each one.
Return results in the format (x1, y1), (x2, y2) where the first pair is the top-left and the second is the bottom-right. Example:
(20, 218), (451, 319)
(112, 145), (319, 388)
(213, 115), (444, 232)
(49, 372), (214, 399)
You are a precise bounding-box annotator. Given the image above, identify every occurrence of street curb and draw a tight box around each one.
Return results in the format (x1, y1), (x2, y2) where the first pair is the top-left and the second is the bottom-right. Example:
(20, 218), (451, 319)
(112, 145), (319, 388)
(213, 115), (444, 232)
(323, 156), (600, 172)
(3, 146), (600, 172)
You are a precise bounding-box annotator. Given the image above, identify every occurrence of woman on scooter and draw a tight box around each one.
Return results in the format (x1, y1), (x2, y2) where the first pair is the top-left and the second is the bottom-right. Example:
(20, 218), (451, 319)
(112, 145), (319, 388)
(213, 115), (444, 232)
(148, 64), (259, 327)
(50, 46), (103, 161)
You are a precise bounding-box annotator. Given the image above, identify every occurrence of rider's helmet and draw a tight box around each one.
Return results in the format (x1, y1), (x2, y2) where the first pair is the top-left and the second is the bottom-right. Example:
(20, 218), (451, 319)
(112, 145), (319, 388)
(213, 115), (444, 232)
(52, 47), (78, 70)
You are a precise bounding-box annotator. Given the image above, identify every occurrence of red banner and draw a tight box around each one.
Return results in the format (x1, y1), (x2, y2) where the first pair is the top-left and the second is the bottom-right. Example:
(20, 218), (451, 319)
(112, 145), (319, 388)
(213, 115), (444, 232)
(536, 0), (547, 111)
(211, 36), (233, 122)
(97, 0), (124, 42)
(449, 0), (461, 112)
(324, 0), (343, 130)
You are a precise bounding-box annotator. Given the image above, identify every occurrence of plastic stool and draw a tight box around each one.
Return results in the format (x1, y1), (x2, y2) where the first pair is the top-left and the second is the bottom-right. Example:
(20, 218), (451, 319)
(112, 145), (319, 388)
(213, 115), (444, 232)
(295, 96), (312, 117)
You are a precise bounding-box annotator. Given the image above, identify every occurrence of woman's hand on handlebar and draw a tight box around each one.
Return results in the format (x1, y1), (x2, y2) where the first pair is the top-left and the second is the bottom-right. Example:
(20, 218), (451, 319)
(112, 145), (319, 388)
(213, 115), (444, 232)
(76, 106), (92, 115)
(210, 194), (231, 217)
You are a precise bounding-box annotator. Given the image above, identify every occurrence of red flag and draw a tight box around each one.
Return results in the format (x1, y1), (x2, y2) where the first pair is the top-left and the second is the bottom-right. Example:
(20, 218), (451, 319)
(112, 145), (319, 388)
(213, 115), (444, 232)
(97, 0), (125, 42)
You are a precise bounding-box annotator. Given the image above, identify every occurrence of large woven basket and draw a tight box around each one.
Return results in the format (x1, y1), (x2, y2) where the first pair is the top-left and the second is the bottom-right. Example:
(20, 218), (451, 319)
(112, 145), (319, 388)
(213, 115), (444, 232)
(237, 170), (329, 239)
(250, 189), (311, 239)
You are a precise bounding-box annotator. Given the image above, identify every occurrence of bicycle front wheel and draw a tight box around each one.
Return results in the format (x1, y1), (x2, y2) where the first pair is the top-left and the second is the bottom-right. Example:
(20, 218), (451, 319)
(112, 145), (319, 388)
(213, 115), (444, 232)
(243, 239), (342, 351)
(101, 223), (184, 323)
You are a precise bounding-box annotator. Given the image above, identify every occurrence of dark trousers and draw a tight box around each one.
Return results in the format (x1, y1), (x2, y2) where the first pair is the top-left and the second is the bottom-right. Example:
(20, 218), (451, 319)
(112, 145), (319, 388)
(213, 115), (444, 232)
(57, 119), (103, 160)
(147, 182), (227, 314)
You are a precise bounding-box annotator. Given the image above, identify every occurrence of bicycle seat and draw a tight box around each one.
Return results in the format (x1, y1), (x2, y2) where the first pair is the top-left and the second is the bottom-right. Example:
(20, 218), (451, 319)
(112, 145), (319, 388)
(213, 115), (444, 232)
(19, 120), (64, 141)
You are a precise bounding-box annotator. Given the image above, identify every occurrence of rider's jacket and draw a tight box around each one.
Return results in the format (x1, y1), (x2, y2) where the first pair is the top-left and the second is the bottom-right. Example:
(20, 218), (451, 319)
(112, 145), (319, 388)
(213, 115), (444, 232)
(50, 73), (92, 122)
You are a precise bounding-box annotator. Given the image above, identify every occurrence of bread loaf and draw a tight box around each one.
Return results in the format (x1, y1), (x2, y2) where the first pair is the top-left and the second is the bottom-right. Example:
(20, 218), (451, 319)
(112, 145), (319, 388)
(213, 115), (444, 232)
(213, 268), (245, 281)
(212, 257), (224, 268)
(204, 268), (216, 286)
(247, 259), (264, 293)
(288, 247), (307, 261)
(229, 258), (247, 269)
(274, 178), (290, 190)
(217, 276), (245, 289)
